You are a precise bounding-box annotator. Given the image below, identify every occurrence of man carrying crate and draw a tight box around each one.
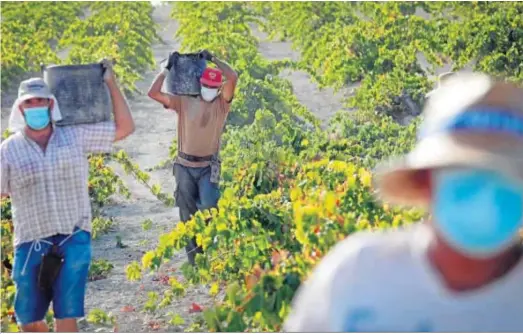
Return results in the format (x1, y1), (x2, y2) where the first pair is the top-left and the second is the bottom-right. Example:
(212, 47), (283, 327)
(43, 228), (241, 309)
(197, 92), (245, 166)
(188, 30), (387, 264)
(147, 49), (238, 266)
(0, 60), (135, 332)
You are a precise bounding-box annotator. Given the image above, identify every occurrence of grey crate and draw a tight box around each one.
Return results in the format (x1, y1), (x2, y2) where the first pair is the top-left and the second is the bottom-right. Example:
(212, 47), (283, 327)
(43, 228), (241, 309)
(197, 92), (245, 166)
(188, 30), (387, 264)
(43, 63), (112, 126)
(164, 53), (207, 96)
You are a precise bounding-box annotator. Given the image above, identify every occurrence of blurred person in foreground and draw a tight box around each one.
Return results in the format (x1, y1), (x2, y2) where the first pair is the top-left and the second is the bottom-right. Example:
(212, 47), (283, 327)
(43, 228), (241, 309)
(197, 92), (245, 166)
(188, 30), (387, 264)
(284, 72), (523, 332)
(148, 49), (238, 266)
(0, 60), (135, 332)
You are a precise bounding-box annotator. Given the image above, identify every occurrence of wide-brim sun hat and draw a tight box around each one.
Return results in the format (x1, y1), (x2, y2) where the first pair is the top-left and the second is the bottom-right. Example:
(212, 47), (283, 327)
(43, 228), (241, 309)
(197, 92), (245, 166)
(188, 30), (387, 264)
(375, 72), (523, 207)
(425, 71), (456, 98)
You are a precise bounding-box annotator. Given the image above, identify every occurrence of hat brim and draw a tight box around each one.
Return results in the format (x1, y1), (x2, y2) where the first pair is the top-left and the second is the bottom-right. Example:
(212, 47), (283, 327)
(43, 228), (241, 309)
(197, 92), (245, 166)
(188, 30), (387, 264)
(18, 92), (52, 102)
(200, 78), (221, 88)
(374, 134), (523, 207)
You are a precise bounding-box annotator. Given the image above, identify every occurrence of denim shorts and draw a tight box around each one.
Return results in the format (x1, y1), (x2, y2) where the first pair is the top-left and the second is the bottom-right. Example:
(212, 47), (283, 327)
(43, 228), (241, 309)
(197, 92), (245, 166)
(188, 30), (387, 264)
(12, 227), (91, 325)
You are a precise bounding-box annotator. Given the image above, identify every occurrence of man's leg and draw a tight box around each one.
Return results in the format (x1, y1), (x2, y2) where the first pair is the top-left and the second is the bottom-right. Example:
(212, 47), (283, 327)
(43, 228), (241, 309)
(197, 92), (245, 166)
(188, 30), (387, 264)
(53, 228), (91, 332)
(12, 241), (53, 332)
(174, 163), (201, 265)
(54, 319), (78, 333)
(196, 166), (222, 249)
(198, 166), (221, 210)
(21, 322), (49, 332)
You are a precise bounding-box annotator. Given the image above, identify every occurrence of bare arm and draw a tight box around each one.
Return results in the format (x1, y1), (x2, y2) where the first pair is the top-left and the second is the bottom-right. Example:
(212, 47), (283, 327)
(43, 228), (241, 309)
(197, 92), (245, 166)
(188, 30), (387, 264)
(102, 60), (135, 141)
(211, 56), (238, 103)
(148, 52), (182, 110)
(147, 69), (177, 109)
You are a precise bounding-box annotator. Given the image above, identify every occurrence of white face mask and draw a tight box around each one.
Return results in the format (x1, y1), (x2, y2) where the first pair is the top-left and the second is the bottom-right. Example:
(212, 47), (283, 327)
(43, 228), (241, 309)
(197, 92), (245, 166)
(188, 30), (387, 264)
(201, 86), (219, 102)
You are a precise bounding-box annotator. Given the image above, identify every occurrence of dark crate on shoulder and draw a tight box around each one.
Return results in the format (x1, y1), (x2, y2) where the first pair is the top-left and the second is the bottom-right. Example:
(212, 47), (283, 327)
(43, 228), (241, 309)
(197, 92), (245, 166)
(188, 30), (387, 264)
(164, 53), (207, 96)
(43, 63), (112, 126)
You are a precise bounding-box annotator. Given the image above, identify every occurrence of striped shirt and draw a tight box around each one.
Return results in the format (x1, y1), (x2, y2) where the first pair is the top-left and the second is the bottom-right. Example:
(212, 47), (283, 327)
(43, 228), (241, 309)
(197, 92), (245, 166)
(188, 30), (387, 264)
(0, 122), (115, 246)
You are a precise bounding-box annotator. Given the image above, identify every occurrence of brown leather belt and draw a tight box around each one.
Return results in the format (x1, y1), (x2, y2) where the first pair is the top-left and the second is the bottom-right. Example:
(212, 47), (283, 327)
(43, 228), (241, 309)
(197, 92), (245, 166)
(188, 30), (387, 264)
(178, 152), (214, 162)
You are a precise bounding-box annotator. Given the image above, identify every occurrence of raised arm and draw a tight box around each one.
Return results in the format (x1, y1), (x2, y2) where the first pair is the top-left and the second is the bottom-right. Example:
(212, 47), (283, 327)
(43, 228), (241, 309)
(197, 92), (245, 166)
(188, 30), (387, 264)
(102, 59), (135, 141)
(201, 50), (238, 103)
(147, 52), (181, 110)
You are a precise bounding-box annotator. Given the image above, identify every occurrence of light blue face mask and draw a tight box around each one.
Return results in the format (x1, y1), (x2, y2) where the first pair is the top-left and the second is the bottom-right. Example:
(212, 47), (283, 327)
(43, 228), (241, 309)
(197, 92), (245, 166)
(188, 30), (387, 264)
(23, 106), (50, 130)
(432, 168), (523, 258)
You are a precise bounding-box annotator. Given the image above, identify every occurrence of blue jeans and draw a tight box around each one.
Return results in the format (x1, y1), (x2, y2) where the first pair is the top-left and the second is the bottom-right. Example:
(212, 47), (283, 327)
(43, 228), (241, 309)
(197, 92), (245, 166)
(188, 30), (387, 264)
(12, 227), (91, 325)
(174, 163), (221, 265)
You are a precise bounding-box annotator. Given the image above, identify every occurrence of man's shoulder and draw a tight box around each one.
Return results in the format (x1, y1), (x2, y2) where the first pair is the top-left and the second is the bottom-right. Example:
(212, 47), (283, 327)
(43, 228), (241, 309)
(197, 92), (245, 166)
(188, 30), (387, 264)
(284, 224), (425, 332)
(55, 125), (73, 134)
(62, 121), (115, 134)
(211, 94), (231, 113)
(318, 223), (425, 277)
(334, 224), (421, 255)
(1, 132), (25, 153)
(54, 125), (80, 142)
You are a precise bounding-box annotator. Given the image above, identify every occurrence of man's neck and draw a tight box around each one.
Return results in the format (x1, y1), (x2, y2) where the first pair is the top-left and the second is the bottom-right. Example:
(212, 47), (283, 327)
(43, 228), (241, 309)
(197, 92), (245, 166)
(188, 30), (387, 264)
(24, 126), (53, 151)
(428, 234), (522, 292)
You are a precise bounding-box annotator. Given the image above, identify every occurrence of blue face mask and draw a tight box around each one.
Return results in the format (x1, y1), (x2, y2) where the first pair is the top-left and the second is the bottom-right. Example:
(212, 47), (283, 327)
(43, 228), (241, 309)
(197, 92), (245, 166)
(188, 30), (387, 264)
(24, 106), (50, 130)
(432, 168), (523, 258)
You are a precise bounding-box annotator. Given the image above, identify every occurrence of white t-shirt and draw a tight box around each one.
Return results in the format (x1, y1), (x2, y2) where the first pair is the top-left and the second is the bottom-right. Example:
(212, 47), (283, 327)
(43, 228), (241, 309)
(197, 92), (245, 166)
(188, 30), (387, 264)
(284, 224), (523, 332)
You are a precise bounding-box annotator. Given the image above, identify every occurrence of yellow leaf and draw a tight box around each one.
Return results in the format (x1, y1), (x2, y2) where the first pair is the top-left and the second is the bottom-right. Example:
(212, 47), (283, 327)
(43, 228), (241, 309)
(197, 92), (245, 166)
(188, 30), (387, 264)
(359, 168), (373, 187)
(392, 215), (402, 227)
(216, 222), (227, 232)
(125, 262), (142, 281)
(302, 205), (319, 216)
(223, 187), (235, 201)
(356, 219), (371, 230)
(142, 251), (155, 269)
(324, 192), (336, 213)
(209, 283), (219, 296)
(169, 277), (184, 290)
(151, 184), (161, 195)
(295, 227), (307, 245)
(202, 236), (212, 250)
(176, 222), (186, 234)
(290, 188), (302, 201)
(7, 323), (19, 332)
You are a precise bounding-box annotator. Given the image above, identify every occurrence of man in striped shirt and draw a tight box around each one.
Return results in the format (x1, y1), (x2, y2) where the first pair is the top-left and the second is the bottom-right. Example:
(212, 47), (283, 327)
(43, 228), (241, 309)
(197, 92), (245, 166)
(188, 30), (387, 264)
(0, 60), (135, 332)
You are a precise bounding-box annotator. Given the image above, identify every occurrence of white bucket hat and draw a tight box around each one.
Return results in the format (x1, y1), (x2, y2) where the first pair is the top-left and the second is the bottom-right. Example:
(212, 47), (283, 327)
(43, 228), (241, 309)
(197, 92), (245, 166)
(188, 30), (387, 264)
(425, 71), (456, 98)
(375, 72), (523, 207)
(8, 77), (63, 132)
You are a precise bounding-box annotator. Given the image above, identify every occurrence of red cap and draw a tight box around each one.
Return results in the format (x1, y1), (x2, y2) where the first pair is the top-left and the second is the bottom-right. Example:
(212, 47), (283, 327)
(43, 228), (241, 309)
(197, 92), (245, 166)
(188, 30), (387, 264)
(200, 67), (222, 88)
